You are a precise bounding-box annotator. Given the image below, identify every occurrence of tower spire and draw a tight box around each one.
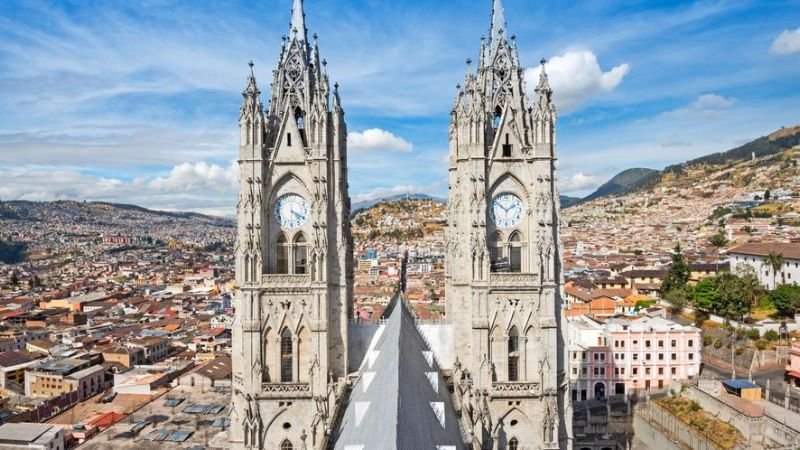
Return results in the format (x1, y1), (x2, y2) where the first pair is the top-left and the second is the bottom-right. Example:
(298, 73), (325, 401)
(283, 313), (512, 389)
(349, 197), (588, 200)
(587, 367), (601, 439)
(484, 0), (514, 66)
(490, 0), (506, 46)
(290, 0), (307, 44)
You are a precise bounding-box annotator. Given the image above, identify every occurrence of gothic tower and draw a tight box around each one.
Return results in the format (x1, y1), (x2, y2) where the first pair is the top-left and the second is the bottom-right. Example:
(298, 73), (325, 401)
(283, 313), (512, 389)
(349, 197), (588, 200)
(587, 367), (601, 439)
(230, 0), (353, 448)
(445, 1), (572, 448)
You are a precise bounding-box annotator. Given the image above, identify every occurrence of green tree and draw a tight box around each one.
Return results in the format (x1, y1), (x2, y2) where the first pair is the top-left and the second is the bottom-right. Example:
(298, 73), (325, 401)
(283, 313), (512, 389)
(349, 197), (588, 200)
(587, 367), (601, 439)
(764, 329), (779, 341)
(769, 284), (800, 317)
(766, 251), (785, 289)
(715, 273), (756, 323)
(693, 278), (722, 312)
(764, 189), (771, 201)
(708, 232), (728, 251)
(662, 244), (690, 294)
(664, 288), (690, 315)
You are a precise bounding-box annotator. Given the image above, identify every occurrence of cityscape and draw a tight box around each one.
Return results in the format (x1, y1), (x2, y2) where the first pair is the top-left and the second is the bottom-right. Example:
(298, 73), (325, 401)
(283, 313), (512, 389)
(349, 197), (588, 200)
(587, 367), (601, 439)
(1, 0), (800, 449)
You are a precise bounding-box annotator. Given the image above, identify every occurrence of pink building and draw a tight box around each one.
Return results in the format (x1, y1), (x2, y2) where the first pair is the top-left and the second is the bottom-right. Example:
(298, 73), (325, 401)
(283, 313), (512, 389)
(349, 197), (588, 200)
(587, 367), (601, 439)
(568, 315), (701, 401)
(788, 342), (800, 388)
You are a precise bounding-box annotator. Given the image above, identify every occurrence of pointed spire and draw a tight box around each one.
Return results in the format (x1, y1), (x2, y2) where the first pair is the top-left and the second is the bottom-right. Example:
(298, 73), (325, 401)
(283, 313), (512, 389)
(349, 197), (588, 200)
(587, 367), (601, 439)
(536, 58), (552, 98)
(290, 0), (307, 44)
(483, 0), (515, 66)
(490, 0), (506, 46)
(243, 60), (259, 97)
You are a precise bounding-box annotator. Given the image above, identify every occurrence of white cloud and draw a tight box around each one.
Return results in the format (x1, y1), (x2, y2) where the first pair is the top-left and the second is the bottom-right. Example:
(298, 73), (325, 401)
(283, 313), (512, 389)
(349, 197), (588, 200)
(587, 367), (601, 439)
(525, 50), (630, 113)
(0, 161), (239, 216)
(348, 128), (413, 153)
(770, 27), (800, 55)
(149, 161), (238, 192)
(664, 93), (736, 118)
(351, 182), (441, 204)
(559, 172), (604, 194)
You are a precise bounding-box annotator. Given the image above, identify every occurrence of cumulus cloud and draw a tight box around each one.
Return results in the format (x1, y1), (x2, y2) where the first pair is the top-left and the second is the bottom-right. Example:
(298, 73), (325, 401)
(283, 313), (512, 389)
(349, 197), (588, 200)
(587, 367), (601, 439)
(149, 161), (238, 192)
(351, 182), (442, 204)
(559, 172), (604, 194)
(0, 161), (239, 216)
(770, 27), (800, 55)
(664, 93), (736, 118)
(348, 128), (413, 153)
(525, 50), (630, 113)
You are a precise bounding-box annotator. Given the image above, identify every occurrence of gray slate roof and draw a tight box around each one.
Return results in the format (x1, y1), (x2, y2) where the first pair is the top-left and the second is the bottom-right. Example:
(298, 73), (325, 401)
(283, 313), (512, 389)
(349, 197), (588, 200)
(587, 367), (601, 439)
(333, 298), (465, 450)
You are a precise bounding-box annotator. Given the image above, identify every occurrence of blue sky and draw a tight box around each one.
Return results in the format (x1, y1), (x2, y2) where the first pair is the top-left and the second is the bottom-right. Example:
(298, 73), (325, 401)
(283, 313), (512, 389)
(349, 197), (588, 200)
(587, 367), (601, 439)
(0, 0), (798, 216)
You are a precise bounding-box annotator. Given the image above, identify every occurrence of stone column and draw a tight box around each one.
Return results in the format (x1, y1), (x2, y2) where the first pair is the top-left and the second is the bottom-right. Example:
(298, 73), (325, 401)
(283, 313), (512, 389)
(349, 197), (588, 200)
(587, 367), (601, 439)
(274, 337), (281, 381)
(293, 336), (300, 382)
(521, 336), (528, 380)
(502, 334), (509, 381)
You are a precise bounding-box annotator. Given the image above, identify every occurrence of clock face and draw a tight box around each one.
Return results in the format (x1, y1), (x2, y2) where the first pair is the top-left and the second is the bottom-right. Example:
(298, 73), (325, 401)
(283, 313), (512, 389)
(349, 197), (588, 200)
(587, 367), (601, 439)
(491, 193), (525, 229)
(274, 194), (309, 229)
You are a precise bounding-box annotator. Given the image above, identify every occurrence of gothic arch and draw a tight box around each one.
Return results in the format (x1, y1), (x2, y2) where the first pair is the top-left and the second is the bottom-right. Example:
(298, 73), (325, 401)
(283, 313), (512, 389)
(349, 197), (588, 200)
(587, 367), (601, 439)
(270, 172), (310, 205)
(488, 172), (527, 200)
(280, 327), (294, 382)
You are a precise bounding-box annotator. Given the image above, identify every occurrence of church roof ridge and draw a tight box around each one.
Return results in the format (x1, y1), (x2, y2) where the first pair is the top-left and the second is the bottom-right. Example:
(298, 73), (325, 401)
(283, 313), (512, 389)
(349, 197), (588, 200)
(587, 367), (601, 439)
(332, 293), (465, 449)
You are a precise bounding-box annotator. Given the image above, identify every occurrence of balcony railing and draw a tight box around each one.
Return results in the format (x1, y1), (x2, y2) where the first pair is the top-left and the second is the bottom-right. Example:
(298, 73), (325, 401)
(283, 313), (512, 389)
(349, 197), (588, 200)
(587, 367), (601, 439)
(491, 381), (541, 398)
(261, 382), (312, 398)
(489, 273), (540, 289)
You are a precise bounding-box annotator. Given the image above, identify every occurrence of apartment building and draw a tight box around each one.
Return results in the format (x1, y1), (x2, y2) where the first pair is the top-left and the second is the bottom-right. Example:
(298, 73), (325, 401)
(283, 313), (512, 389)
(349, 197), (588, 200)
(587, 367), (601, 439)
(569, 315), (701, 401)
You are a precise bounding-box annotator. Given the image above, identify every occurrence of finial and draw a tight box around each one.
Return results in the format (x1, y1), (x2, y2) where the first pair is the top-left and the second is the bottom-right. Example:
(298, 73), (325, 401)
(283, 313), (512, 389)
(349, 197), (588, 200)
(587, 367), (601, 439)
(466, 58), (472, 66)
(334, 82), (339, 91)
(511, 34), (516, 41)
(540, 58), (548, 66)
(313, 32), (318, 40)
(456, 83), (462, 90)
(248, 60), (254, 69)
(282, 35), (287, 42)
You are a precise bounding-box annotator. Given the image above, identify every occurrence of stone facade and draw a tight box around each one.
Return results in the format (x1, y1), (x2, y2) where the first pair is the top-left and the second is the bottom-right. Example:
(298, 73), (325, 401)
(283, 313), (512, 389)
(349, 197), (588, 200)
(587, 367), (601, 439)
(229, 0), (353, 448)
(444, 1), (572, 448)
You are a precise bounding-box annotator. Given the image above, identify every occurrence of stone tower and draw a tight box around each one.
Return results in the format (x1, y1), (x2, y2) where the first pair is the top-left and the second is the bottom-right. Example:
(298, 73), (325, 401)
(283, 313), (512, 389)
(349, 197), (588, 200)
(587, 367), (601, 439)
(230, 0), (353, 448)
(445, 0), (572, 448)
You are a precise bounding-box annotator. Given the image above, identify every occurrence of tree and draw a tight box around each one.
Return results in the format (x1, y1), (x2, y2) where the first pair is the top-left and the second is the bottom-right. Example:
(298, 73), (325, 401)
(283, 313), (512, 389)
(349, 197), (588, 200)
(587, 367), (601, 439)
(693, 278), (722, 312)
(766, 251), (785, 289)
(715, 273), (758, 323)
(764, 189), (771, 201)
(769, 284), (800, 317)
(662, 244), (690, 294)
(708, 232), (728, 251)
(9, 271), (19, 286)
(664, 288), (690, 315)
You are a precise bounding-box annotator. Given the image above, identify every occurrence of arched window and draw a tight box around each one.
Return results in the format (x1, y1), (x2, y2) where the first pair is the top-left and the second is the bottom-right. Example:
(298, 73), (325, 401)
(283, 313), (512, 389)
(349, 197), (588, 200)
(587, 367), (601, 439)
(489, 231), (506, 273)
(508, 327), (519, 381)
(509, 437), (519, 450)
(280, 439), (293, 450)
(509, 232), (522, 273)
(280, 328), (293, 382)
(295, 107), (305, 129)
(293, 233), (307, 275)
(493, 106), (502, 129)
(276, 234), (289, 274)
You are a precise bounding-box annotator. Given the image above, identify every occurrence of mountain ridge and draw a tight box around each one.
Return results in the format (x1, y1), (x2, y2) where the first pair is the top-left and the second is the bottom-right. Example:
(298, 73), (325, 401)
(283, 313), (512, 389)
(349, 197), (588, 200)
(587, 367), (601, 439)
(576, 125), (800, 205)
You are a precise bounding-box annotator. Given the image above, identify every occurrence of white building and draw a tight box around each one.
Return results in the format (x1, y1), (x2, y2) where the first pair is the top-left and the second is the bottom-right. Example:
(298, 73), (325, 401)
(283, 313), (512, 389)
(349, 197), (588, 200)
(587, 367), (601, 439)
(728, 242), (800, 289)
